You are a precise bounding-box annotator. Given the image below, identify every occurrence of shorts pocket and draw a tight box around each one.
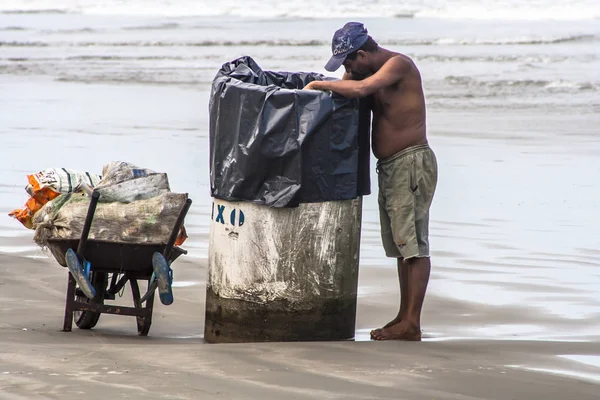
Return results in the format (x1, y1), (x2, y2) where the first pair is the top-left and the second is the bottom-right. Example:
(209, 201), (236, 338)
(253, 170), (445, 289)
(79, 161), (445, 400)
(409, 158), (419, 193)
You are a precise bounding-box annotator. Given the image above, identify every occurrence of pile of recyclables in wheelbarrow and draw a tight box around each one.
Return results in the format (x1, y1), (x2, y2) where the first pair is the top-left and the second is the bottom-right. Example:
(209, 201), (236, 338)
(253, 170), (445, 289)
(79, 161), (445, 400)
(9, 161), (189, 306)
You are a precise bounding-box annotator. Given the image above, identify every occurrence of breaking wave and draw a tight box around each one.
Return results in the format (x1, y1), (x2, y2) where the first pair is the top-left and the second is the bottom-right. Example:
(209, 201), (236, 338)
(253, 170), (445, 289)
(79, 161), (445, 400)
(1, 35), (597, 48)
(385, 35), (597, 46)
(1, 1), (599, 20)
(123, 23), (181, 31)
(444, 76), (599, 92)
(1, 9), (69, 14)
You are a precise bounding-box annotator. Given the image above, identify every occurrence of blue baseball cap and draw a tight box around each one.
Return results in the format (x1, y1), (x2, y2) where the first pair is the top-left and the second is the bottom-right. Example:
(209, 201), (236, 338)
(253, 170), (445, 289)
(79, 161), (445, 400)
(324, 22), (369, 72)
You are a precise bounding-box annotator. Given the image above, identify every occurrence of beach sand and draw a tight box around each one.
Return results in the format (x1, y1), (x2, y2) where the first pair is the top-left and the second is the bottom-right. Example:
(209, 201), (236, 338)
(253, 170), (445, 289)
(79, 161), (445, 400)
(2, 247), (600, 399)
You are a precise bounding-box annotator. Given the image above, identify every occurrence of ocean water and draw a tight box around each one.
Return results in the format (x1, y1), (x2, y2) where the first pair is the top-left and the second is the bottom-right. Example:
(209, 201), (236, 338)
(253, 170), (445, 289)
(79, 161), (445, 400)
(1, 1), (599, 340)
(1, 0), (600, 19)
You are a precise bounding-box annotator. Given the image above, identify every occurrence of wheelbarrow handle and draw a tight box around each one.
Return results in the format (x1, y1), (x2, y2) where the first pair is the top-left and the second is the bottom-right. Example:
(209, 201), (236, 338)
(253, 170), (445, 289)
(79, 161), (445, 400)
(163, 197), (192, 261)
(76, 190), (100, 261)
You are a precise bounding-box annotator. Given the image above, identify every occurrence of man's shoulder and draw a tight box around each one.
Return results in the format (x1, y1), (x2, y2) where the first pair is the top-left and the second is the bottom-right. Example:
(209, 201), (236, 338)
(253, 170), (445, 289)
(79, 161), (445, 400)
(384, 54), (416, 70)
(380, 54), (421, 84)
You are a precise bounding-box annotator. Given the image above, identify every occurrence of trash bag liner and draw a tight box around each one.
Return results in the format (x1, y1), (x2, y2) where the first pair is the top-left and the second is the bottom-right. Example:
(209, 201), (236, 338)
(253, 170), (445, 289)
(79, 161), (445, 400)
(209, 56), (371, 207)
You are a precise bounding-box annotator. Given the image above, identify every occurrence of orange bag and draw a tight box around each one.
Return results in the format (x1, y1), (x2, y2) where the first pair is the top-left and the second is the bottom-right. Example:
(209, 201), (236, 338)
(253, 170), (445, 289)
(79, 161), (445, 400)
(9, 169), (101, 229)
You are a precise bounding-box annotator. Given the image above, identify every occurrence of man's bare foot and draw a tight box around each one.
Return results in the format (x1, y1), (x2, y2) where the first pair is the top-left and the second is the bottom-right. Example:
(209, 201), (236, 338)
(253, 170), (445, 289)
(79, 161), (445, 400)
(371, 321), (421, 341)
(370, 315), (402, 339)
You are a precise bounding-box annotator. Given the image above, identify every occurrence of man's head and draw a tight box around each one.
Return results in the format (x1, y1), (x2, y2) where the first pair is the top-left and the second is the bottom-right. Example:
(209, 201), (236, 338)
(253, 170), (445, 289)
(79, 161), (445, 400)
(325, 22), (379, 77)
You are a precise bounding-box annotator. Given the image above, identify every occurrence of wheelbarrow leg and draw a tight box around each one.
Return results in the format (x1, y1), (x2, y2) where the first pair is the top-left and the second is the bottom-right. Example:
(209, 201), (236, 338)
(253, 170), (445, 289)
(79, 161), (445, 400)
(62, 273), (77, 332)
(130, 277), (153, 336)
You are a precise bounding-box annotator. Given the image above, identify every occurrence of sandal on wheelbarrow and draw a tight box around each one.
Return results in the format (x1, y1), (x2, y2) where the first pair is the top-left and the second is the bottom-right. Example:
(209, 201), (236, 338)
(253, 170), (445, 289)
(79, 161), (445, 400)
(152, 252), (173, 306)
(65, 248), (96, 299)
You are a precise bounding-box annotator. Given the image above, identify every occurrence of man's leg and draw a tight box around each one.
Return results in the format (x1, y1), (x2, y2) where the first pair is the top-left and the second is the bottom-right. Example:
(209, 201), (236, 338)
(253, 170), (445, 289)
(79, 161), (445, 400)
(371, 256), (431, 341)
(405, 257), (431, 330)
(370, 258), (408, 338)
(395, 258), (410, 325)
(371, 146), (438, 341)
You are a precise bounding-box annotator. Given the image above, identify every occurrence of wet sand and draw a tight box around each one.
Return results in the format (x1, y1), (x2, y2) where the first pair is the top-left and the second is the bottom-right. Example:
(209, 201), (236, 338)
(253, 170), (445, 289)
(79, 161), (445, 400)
(1, 249), (600, 399)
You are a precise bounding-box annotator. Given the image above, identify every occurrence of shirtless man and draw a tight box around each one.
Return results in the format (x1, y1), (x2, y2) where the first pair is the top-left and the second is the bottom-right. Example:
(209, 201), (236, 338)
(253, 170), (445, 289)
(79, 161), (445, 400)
(305, 22), (438, 341)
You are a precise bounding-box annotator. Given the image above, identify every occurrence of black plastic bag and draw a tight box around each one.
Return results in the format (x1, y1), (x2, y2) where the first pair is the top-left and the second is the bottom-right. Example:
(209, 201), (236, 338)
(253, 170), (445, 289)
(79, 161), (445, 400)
(209, 56), (370, 207)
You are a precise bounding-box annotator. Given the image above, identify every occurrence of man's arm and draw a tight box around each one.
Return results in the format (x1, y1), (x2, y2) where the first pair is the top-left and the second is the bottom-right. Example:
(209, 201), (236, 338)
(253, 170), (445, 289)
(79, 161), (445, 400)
(305, 56), (409, 98)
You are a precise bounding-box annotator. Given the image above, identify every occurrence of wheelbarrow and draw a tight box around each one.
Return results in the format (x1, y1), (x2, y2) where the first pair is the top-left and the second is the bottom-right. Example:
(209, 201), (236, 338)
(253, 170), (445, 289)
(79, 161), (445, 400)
(47, 191), (192, 336)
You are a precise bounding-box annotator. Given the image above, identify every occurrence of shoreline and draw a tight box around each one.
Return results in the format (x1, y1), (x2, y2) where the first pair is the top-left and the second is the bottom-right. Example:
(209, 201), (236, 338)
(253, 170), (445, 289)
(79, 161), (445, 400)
(2, 227), (600, 344)
(2, 236), (600, 344)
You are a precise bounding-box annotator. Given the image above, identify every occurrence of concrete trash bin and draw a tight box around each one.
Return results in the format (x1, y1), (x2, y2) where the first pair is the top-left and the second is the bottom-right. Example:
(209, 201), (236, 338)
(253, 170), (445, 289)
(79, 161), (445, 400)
(205, 197), (362, 343)
(206, 56), (370, 343)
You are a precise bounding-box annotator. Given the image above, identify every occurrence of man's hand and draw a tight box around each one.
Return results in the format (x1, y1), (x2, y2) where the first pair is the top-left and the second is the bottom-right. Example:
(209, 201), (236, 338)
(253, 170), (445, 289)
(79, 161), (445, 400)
(304, 81), (326, 91)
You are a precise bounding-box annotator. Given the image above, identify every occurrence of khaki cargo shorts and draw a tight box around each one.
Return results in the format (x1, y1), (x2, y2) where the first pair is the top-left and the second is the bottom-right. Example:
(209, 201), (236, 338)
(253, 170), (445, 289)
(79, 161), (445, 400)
(377, 144), (438, 259)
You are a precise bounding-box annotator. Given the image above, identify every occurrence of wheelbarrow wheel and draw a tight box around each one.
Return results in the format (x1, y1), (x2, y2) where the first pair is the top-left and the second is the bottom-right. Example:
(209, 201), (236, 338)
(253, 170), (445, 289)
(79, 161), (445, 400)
(75, 271), (108, 329)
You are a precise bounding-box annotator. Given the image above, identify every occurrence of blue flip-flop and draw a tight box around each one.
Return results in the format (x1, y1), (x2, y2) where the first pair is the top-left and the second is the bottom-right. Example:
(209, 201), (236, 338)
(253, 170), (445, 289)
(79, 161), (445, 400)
(152, 252), (173, 305)
(65, 248), (96, 299)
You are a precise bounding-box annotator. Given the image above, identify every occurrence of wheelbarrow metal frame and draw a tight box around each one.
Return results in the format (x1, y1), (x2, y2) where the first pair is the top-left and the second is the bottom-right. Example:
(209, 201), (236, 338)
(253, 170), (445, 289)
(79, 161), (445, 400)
(47, 190), (192, 336)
